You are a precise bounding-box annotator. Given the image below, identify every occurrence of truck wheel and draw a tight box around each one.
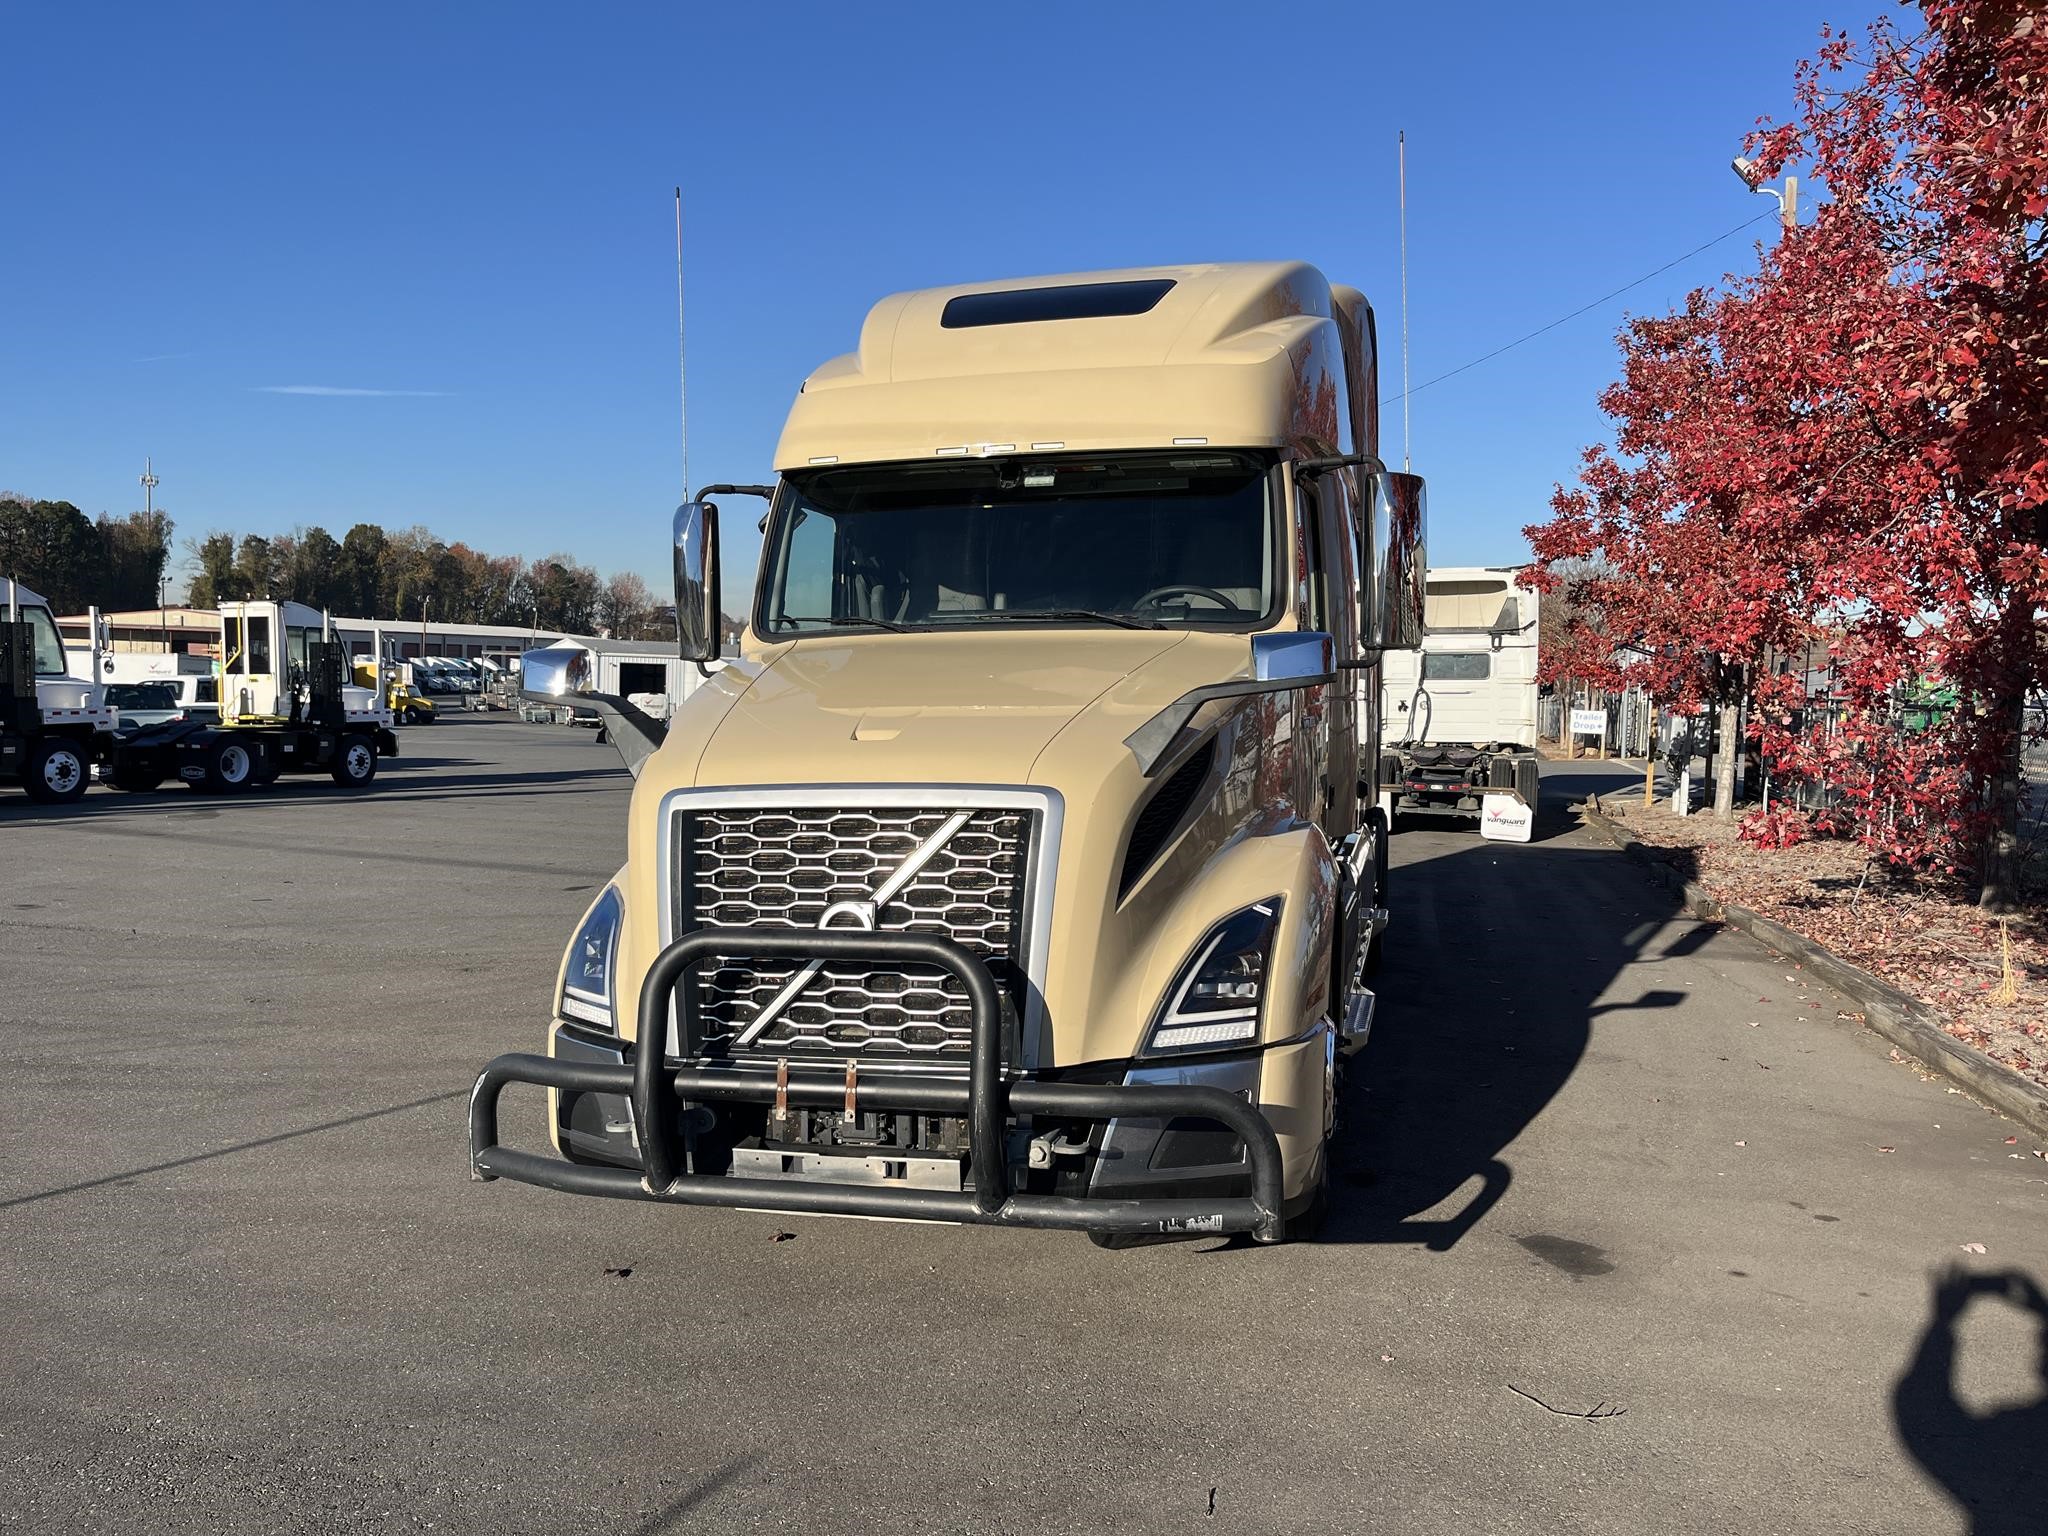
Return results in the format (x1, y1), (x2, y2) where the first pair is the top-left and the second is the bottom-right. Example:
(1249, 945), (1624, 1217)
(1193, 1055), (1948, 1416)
(331, 734), (378, 787)
(200, 737), (257, 793)
(24, 738), (89, 804)
(1515, 755), (1541, 811)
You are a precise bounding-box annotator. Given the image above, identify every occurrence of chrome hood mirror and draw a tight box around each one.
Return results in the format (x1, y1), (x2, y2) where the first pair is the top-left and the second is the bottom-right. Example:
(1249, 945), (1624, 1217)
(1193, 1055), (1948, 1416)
(520, 645), (592, 700)
(520, 642), (668, 779)
(674, 500), (721, 663)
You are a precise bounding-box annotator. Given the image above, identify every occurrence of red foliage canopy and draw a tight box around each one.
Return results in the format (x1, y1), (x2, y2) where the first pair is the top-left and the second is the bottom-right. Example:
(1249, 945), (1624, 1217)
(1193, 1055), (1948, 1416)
(1528, 0), (2048, 879)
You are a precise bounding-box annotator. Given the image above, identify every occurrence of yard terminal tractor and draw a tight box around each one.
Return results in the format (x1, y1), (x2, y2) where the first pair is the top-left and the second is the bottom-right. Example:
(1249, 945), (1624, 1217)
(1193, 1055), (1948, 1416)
(471, 262), (1428, 1243)
(3, 590), (399, 802)
(1, 578), (116, 803)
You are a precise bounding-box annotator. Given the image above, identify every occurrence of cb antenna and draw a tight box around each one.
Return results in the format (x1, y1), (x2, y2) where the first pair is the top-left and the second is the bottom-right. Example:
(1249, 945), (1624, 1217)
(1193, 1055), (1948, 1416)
(1400, 130), (1417, 473)
(675, 187), (689, 502)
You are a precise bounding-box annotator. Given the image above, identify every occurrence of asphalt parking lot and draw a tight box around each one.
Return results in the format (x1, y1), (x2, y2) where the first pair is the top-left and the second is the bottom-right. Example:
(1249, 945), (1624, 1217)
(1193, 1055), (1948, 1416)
(3, 721), (2043, 1535)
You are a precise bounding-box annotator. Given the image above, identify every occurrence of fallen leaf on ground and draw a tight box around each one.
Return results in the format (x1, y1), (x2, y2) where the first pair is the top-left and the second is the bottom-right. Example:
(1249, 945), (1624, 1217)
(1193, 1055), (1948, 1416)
(2005, 1136), (2019, 1144)
(770, 1231), (797, 1243)
(1878, 1146), (1896, 1153)
(1961, 1243), (1987, 1254)
(1735, 1140), (1747, 1146)
(603, 1266), (633, 1278)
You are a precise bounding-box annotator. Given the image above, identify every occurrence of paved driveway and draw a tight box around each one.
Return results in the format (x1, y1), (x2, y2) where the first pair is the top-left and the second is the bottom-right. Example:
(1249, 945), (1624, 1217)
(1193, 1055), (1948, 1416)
(2, 730), (2041, 1534)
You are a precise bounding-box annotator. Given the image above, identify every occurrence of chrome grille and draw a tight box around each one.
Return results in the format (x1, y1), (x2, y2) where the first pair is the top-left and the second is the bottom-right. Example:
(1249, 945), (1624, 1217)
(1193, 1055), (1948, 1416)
(679, 807), (1032, 1058)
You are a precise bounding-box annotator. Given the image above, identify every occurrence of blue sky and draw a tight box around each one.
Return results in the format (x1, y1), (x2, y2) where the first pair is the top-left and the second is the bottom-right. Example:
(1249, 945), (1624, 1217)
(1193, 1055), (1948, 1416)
(1, 2), (1870, 601)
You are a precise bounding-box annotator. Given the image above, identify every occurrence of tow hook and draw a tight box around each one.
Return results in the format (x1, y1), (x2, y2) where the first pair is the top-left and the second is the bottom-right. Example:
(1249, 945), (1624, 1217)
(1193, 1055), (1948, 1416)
(1027, 1130), (1089, 1170)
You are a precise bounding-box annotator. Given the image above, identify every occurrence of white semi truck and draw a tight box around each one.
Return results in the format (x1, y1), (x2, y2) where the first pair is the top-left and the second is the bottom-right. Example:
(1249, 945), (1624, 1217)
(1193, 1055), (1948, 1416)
(1379, 565), (1540, 840)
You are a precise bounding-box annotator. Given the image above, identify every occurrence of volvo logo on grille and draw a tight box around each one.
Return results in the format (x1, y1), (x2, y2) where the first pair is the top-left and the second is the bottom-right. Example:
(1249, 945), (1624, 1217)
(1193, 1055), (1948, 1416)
(731, 810), (973, 1046)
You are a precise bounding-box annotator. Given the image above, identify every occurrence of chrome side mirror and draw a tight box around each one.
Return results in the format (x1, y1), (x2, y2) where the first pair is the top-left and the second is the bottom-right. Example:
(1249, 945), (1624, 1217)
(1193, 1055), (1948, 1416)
(674, 500), (721, 663)
(1365, 471), (1427, 650)
(520, 645), (591, 700)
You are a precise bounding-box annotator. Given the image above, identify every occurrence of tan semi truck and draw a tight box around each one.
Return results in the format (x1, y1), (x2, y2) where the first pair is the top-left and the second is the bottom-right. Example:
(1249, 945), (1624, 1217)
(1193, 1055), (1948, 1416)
(470, 262), (1424, 1243)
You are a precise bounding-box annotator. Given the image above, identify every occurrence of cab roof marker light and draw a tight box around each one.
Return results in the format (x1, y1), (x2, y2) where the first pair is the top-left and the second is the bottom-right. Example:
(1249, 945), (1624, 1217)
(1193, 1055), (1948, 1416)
(975, 443), (1016, 457)
(808, 455), (839, 465)
(935, 446), (969, 457)
(1172, 436), (1209, 447)
(1030, 441), (1065, 451)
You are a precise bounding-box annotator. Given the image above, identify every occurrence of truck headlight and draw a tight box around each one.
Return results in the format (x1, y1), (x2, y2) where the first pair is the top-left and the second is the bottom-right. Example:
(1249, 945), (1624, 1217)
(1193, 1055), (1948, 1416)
(1142, 898), (1282, 1055)
(559, 885), (623, 1030)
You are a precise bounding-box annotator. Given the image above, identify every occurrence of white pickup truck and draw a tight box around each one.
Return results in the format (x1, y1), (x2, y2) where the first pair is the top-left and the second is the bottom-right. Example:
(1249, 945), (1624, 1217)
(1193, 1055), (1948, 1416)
(1379, 565), (1541, 841)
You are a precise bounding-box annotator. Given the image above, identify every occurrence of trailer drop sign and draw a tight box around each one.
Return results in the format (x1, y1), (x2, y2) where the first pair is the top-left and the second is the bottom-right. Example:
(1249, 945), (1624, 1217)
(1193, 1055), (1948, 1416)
(1568, 708), (1606, 736)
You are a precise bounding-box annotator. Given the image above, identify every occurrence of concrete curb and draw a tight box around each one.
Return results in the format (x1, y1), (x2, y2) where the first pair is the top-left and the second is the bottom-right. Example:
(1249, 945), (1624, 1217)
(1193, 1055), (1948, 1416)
(1578, 800), (2048, 1139)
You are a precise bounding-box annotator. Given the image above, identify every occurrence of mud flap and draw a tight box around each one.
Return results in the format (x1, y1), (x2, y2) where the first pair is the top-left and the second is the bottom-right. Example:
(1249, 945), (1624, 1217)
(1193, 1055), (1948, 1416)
(1478, 791), (1534, 842)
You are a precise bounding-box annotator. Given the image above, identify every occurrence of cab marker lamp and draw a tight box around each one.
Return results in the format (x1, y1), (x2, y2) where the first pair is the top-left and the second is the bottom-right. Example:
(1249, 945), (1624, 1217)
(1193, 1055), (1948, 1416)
(1143, 899), (1282, 1054)
(560, 886), (623, 1029)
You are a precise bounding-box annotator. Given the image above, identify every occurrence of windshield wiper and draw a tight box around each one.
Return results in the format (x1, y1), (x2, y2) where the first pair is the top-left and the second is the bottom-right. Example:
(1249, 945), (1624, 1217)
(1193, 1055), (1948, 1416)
(945, 609), (1165, 631)
(774, 614), (909, 633)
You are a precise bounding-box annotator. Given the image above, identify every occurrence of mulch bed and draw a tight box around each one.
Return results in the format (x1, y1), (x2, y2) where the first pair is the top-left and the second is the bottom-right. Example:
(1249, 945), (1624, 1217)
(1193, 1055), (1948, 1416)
(1597, 796), (2047, 1097)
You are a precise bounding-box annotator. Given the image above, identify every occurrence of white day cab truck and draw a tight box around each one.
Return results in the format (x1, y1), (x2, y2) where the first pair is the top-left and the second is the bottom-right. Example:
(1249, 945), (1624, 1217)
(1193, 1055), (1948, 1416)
(1378, 566), (1540, 842)
(470, 261), (1437, 1246)
(1, 578), (116, 803)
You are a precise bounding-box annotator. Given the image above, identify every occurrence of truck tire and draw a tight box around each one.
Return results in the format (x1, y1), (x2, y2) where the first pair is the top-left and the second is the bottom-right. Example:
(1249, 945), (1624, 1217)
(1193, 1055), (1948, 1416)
(1515, 755), (1541, 811)
(330, 734), (378, 787)
(24, 737), (89, 804)
(198, 737), (257, 793)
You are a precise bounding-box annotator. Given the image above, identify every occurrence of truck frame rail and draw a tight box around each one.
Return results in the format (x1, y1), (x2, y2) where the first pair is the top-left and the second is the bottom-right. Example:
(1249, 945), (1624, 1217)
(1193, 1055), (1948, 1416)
(469, 928), (1285, 1241)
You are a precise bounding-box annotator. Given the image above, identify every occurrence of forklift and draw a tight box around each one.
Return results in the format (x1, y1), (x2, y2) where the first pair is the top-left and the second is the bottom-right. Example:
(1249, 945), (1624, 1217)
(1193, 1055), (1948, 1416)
(103, 600), (400, 793)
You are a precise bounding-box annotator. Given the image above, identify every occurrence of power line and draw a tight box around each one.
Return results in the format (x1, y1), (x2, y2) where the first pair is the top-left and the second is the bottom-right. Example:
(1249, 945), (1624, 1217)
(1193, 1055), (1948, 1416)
(1385, 210), (1776, 404)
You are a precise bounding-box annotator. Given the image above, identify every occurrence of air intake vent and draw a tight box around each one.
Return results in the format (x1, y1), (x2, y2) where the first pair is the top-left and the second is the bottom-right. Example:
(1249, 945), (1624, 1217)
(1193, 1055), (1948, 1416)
(941, 279), (1176, 329)
(1119, 737), (1216, 900)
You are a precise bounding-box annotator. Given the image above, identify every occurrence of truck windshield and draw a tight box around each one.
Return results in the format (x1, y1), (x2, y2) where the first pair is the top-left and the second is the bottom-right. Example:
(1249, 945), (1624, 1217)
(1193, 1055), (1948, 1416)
(25, 606), (66, 676)
(760, 452), (1275, 635)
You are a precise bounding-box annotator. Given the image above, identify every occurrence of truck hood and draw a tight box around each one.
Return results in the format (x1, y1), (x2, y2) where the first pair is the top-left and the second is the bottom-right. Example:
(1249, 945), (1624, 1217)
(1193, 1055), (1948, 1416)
(690, 630), (1212, 787)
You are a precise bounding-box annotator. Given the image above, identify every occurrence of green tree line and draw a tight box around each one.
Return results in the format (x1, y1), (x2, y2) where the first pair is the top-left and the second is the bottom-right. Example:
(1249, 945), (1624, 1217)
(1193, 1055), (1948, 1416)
(0, 495), (174, 614)
(1, 494), (671, 640)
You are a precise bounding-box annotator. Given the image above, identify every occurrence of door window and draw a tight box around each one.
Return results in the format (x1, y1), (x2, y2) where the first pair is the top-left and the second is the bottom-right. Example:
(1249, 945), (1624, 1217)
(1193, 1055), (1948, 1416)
(248, 617), (272, 673)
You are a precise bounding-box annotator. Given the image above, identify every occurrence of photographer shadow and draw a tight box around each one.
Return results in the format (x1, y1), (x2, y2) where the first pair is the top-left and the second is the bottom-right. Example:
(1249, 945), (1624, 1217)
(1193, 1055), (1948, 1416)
(1893, 1266), (2048, 1535)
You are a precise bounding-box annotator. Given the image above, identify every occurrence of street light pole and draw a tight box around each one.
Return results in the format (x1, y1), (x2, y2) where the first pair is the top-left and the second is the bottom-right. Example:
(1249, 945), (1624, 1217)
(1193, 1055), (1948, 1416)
(1731, 156), (1798, 235)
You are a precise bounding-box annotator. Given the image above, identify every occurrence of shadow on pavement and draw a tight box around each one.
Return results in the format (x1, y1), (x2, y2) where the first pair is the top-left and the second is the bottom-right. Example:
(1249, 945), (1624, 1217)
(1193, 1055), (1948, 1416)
(619, 1455), (759, 1536)
(1893, 1266), (2048, 1536)
(1320, 786), (1692, 1250)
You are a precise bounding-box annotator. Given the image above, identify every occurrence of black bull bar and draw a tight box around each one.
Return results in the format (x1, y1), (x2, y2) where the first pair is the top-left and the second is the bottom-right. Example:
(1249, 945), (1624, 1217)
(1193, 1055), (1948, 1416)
(469, 928), (1285, 1241)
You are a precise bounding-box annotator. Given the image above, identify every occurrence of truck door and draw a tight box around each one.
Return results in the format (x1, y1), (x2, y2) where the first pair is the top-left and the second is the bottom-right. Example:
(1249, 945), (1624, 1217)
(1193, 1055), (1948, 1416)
(1302, 470), (1360, 844)
(222, 604), (281, 718)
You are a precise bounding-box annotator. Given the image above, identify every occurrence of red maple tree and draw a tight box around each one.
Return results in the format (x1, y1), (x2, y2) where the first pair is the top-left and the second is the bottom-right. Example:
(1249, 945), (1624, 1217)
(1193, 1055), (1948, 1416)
(1528, 0), (2048, 905)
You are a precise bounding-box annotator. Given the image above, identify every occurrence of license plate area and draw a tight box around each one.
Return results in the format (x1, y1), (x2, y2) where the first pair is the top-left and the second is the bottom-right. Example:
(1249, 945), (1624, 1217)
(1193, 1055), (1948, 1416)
(729, 1145), (965, 1191)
